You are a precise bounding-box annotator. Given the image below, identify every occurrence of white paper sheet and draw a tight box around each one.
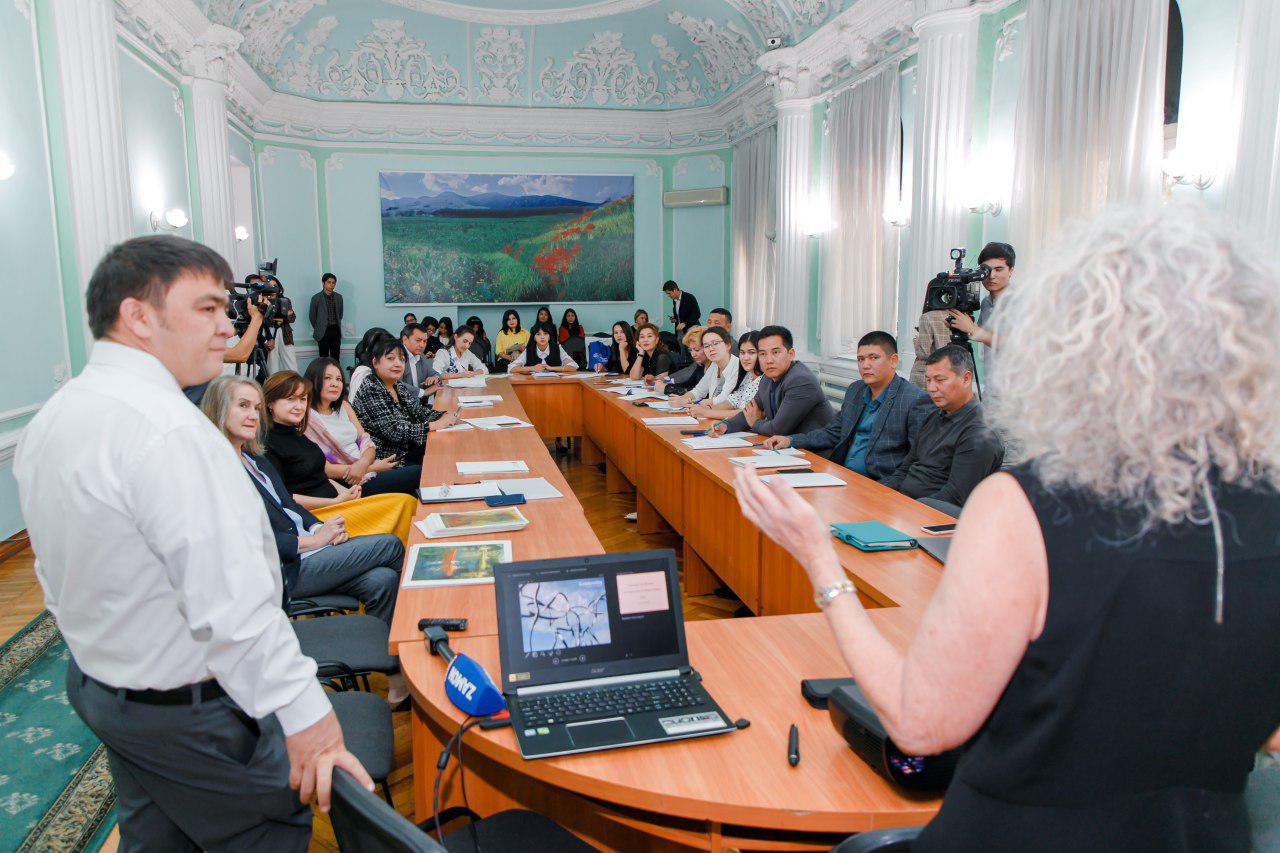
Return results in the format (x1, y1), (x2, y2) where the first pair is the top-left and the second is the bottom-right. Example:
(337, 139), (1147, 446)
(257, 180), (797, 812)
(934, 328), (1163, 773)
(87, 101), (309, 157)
(487, 477), (563, 500)
(418, 482), (503, 501)
(752, 446), (804, 456)
(642, 416), (700, 426)
(681, 435), (753, 449)
(456, 460), (530, 475)
(463, 416), (534, 430)
(456, 395), (503, 402)
(758, 472), (846, 488)
(447, 377), (488, 388)
(729, 452), (807, 469)
(435, 423), (475, 433)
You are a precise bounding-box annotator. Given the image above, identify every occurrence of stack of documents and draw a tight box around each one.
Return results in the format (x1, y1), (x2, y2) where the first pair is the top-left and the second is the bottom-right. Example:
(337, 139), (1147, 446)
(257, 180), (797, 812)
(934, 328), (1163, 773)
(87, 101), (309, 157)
(420, 476), (562, 502)
(457, 399), (494, 409)
(729, 451), (806, 469)
(485, 477), (563, 500)
(642, 415), (700, 426)
(447, 377), (488, 388)
(416, 506), (529, 539)
(753, 447), (803, 456)
(463, 415), (534, 430)
(529, 371), (561, 378)
(759, 472), (845, 488)
(435, 423), (475, 433)
(681, 435), (753, 449)
(456, 460), (530, 475)
(457, 395), (503, 402)
(644, 401), (685, 412)
(568, 372), (600, 379)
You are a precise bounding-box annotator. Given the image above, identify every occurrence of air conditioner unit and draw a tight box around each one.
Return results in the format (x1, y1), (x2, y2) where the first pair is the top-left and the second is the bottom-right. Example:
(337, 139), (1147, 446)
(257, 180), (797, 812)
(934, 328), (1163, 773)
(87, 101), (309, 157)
(663, 187), (728, 208)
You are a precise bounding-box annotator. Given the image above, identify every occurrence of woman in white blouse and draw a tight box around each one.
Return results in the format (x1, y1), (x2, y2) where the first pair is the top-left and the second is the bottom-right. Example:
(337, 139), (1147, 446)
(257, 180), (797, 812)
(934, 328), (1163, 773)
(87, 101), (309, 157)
(668, 326), (738, 406)
(301, 357), (421, 496)
(688, 331), (762, 420)
(508, 323), (578, 374)
(431, 326), (489, 379)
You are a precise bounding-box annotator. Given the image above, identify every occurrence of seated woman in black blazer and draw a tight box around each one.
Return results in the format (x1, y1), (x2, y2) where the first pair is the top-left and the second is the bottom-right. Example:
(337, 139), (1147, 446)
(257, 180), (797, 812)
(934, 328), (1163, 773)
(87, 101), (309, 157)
(593, 321), (637, 375)
(631, 322), (672, 383)
(351, 337), (459, 465)
(508, 322), (577, 374)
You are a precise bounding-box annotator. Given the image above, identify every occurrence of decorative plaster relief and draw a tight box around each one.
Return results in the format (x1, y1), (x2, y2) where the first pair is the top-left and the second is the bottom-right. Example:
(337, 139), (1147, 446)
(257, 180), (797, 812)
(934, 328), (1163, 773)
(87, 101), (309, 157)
(383, 0), (660, 26)
(788, 0), (832, 28)
(651, 35), (704, 106)
(318, 19), (465, 102)
(724, 0), (791, 42)
(278, 14), (337, 93)
(14, 0), (33, 22)
(668, 12), (758, 95)
(473, 26), (527, 102)
(208, 0), (324, 77)
(535, 31), (661, 107)
(995, 16), (1019, 62)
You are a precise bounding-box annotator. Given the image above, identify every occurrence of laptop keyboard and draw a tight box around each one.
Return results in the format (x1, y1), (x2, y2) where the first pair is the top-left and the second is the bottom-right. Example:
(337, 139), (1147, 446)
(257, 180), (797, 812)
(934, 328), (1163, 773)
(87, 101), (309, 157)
(518, 680), (702, 727)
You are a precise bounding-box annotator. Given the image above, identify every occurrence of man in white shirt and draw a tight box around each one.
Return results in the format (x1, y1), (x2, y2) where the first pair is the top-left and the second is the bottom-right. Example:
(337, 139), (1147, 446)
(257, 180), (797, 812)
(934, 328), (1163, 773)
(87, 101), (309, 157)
(14, 235), (372, 850)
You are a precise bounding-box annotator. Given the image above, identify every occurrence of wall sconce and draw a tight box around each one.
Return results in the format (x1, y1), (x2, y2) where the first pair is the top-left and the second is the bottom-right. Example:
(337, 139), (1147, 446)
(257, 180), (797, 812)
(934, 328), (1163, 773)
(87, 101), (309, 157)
(1162, 153), (1216, 191)
(150, 207), (189, 232)
(0, 151), (14, 181)
(234, 225), (250, 242)
(801, 194), (836, 237)
(968, 199), (1003, 217)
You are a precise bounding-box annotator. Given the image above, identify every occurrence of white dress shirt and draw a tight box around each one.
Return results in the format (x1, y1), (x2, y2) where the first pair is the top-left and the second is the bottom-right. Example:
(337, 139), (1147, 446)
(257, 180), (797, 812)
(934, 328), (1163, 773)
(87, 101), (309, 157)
(14, 342), (330, 735)
(432, 346), (488, 375)
(688, 357), (740, 403)
(510, 345), (554, 367)
(348, 364), (372, 400)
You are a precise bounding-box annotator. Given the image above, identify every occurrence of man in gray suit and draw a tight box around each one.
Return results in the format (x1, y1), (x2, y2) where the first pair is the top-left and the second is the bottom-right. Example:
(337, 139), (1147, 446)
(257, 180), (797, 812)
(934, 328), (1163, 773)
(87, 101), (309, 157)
(309, 272), (343, 359)
(762, 331), (932, 480)
(400, 322), (439, 399)
(715, 325), (834, 437)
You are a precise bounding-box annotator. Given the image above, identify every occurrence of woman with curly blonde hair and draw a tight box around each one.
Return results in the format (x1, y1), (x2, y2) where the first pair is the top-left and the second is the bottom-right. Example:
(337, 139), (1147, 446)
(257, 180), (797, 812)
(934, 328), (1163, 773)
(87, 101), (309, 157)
(735, 204), (1280, 851)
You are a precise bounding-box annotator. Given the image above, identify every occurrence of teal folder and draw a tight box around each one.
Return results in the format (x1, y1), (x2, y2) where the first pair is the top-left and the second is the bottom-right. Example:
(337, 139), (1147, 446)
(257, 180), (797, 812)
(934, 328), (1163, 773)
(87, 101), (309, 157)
(830, 521), (918, 552)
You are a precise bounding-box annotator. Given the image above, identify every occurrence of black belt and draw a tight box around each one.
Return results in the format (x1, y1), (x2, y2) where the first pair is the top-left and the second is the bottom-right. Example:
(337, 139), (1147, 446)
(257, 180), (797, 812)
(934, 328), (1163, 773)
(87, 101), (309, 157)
(87, 674), (226, 706)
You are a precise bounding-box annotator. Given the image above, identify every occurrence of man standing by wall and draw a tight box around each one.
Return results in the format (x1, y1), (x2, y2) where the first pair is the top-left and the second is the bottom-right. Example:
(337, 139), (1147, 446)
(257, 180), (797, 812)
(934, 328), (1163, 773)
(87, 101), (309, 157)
(16, 236), (371, 849)
(663, 280), (701, 336)
(310, 272), (344, 360)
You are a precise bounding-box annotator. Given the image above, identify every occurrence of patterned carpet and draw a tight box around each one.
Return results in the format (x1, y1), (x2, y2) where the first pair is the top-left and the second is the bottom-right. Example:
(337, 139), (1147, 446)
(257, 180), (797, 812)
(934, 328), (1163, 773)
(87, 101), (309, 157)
(0, 612), (116, 851)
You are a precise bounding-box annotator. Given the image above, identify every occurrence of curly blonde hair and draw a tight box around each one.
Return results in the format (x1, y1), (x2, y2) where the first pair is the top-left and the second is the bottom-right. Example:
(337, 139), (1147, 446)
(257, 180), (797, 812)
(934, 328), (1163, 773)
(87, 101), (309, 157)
(987, 203), (1280, 529)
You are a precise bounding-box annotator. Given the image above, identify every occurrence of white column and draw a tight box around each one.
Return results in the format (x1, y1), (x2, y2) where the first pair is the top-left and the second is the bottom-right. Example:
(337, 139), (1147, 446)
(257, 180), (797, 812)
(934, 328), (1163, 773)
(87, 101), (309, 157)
(904, 2), (982, 326)
(183, 25), (243, 266)
(48, 0), (133, 349)
(758, 49), (816, 352)
(1225, 0), (1280, 250)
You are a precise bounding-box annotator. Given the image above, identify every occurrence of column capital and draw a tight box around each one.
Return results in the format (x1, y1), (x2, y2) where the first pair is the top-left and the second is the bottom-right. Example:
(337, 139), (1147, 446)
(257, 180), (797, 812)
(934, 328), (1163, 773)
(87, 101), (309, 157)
(183, 24), (243, 83)
(912, 0), (984, 36)
(757, 47), (816, 103)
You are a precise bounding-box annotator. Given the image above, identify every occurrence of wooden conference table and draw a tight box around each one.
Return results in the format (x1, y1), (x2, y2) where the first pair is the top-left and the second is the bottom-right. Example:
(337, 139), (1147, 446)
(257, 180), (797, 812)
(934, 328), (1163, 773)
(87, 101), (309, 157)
(391, 374), (953, 851)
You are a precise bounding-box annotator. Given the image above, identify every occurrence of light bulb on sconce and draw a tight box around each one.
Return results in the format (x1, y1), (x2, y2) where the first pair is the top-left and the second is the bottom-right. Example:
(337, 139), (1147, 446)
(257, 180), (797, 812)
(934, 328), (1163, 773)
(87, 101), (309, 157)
(150, 207), (189, 232)
(0, 151), (14, 181)
(885, 199), (911, 228)
(968, 199), (1003, 217)
(801, 194), (836, 237)
(234, 225), (250, 242)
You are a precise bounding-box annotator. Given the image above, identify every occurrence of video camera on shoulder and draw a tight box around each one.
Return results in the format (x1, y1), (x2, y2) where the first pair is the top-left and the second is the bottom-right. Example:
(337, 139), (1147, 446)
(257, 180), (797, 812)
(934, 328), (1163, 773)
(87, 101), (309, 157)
(226, 258), (289, 334)
(924, 248), (989, 315)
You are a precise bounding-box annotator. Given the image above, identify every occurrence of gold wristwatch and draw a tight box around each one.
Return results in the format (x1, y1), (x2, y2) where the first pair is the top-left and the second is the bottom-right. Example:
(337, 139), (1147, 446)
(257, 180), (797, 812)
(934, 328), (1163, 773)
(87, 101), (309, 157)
(814, 580), (858, 610)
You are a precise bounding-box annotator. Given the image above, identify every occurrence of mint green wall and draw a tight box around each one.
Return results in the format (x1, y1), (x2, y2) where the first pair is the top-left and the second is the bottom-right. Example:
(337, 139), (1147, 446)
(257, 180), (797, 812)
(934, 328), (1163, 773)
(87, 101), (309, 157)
(0, 1), (72, 538)
(118, 45), (194, 240)
(252, 143), (729, 356)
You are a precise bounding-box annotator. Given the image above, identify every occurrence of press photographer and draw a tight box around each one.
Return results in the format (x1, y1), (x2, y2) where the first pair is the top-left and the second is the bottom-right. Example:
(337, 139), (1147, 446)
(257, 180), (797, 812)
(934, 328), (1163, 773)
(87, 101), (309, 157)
(227, 260), (291, 383)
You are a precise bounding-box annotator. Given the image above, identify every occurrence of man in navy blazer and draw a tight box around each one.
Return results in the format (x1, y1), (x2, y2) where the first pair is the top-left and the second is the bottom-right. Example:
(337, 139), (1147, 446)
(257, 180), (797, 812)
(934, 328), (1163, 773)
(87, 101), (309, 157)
(763, 331), (931, 480)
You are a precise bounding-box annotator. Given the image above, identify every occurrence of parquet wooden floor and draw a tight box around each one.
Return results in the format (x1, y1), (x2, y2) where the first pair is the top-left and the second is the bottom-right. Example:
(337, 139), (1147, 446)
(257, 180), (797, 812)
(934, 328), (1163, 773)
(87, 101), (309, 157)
(0, 444), (738, 852)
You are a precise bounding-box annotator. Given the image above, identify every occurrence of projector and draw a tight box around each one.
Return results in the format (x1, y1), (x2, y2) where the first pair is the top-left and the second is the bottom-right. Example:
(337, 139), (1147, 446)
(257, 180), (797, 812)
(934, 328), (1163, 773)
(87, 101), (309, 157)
(828, 684), (962, 791)
(765, 35), (785, 49)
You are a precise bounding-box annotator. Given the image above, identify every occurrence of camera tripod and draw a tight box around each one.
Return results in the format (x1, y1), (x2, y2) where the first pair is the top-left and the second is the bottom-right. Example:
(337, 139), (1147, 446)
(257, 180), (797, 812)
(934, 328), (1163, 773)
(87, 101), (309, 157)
(948, 328), (983, 401)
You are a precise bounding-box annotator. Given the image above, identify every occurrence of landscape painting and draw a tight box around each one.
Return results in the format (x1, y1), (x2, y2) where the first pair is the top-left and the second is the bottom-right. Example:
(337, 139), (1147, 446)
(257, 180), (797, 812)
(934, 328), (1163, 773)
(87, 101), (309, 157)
(380, 171), (635, 304)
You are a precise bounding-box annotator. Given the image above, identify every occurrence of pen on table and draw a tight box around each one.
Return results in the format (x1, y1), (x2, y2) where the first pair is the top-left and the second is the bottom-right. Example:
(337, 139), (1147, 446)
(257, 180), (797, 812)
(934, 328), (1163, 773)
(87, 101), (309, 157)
(788, 723), (800, 767)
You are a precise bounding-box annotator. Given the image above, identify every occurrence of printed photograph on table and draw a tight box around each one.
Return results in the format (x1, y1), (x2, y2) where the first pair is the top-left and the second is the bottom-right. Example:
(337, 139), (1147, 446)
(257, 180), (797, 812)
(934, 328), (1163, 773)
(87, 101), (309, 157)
(403, 541), (513, 588)
(438, 506), (528, 531)
(380, 171), (636, 304)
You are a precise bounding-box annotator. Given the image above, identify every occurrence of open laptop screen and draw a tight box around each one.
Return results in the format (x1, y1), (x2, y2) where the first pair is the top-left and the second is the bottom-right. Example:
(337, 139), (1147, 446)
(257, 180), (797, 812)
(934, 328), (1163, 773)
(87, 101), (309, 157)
(494, 550), (688, 691)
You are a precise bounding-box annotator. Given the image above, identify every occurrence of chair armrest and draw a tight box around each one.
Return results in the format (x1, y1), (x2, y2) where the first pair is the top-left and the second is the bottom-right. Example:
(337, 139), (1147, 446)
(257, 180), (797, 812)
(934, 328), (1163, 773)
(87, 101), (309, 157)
(830, 826), (924, 853)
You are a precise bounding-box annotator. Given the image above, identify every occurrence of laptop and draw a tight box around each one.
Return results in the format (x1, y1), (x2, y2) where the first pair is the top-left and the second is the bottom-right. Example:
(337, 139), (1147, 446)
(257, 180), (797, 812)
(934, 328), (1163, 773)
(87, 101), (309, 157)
(919, 536), (951, 564)
(494, 549), (737, 759)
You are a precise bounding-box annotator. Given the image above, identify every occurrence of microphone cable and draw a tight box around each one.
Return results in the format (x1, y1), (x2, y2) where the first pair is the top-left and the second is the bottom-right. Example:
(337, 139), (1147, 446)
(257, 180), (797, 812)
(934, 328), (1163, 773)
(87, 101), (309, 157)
(431, 715), (486, 846)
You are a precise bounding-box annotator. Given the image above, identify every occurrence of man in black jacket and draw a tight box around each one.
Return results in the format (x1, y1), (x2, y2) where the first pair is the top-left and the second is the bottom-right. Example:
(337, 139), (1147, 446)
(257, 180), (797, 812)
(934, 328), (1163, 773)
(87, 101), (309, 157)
(879, 345), (1004, 515)
(663, 280), (700, 335)
(309, 272), (344, 359)
(763, 331), (932, 480)
(715, 325), (834, 436)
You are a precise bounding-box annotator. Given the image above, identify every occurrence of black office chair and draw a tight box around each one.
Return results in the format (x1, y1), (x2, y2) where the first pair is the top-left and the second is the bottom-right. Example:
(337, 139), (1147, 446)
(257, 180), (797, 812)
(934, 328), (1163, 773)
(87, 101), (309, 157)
(292, 614), (398, 692)
(561, 336), (587, 369)
(327, 680), (395, 804)
(330, 768), (598, 852)
(287, 593), (361, 618)
(830, 827), (922, 852)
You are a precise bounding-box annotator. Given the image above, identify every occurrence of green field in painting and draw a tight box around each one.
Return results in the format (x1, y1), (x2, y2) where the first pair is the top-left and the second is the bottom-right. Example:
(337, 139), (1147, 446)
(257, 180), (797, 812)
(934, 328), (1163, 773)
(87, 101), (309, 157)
(382, 202), (634, 304)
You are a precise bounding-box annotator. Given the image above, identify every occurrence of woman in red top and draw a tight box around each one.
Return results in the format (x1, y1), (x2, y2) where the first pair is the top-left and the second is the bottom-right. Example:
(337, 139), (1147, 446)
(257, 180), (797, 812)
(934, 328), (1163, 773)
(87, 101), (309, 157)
(558, 308), (585, 344)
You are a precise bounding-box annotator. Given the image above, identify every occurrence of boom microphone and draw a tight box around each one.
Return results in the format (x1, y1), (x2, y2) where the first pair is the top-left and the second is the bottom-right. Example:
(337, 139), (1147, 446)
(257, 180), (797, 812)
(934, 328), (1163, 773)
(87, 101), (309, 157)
(423, 625), (505, 717)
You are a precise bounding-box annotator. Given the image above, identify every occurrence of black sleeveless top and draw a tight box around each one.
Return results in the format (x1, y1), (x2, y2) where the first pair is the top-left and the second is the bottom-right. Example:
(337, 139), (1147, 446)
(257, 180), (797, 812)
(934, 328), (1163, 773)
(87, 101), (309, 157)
(916, 464), (1280, 852)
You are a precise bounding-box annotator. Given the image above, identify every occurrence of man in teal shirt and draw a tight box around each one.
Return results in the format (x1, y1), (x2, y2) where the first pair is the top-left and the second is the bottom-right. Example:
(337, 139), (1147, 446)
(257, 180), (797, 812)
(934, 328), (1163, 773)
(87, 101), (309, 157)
(763, 331), (931, 480)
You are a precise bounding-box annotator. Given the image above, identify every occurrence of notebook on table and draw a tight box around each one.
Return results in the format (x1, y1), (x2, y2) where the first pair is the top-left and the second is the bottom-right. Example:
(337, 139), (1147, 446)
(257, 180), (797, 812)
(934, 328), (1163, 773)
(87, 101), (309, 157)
(494, 550), (736, 759)
(830, 521), (917, 552)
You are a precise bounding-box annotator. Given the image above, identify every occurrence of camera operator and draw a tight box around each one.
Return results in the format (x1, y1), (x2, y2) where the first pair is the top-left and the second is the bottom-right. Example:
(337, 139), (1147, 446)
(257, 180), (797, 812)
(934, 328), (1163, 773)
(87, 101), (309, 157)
(947, 241), (1015, 357)
(265, 279), (299, 375)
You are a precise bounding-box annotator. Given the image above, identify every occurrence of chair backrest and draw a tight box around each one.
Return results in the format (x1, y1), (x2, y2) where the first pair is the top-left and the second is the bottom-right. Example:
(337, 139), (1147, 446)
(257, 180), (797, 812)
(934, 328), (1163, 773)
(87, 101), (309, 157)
(331, 768), (446, 852)
(561, 335), (587, 368)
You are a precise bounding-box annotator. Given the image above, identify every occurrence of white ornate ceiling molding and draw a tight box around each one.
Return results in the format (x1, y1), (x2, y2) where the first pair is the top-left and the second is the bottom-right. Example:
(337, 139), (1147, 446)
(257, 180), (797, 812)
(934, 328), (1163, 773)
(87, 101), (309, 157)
(383, 0), (660, 26)
(535, 30), (663, 107)
(182, 22), (242, 81)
